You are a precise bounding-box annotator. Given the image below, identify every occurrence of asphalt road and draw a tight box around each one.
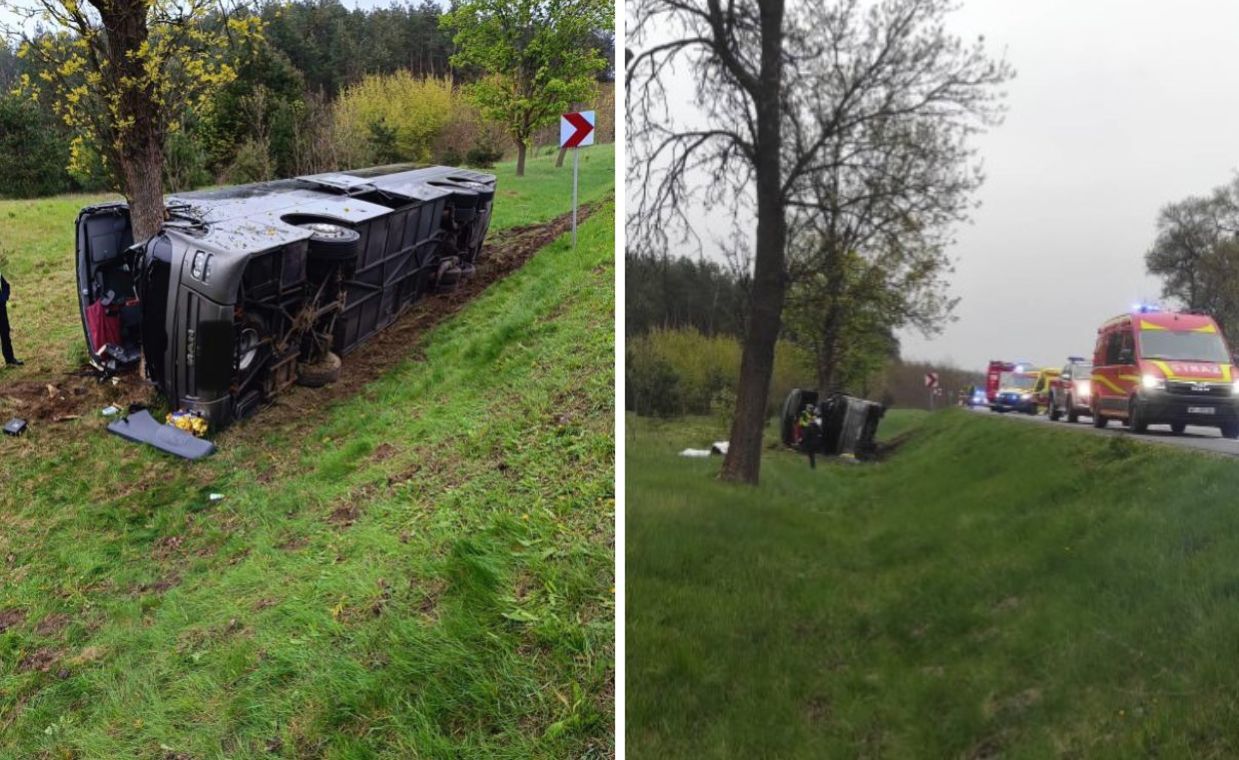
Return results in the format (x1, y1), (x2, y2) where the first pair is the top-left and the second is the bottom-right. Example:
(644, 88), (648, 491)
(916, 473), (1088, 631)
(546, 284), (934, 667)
(967, 405), (1239, 457)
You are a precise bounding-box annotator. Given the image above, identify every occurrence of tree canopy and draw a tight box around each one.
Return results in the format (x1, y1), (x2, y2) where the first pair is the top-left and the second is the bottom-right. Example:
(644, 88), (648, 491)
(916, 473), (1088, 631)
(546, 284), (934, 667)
(442, 0), (612, 176)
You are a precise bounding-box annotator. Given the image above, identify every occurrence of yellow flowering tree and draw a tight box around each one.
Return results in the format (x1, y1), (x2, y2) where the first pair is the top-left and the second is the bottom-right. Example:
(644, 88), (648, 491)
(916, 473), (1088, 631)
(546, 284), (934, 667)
(5, 0), (263, 238)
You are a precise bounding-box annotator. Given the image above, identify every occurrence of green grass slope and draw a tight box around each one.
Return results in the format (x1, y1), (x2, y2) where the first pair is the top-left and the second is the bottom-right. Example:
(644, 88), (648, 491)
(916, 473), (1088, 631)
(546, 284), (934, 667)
(0, 190), (615, 756)
(628, 409), (1239, 758)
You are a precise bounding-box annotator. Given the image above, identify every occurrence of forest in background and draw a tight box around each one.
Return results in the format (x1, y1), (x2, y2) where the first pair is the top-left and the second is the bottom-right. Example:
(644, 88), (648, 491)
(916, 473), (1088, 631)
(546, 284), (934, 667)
(625, 250), (981, 414)
(0, 0), (614, 198)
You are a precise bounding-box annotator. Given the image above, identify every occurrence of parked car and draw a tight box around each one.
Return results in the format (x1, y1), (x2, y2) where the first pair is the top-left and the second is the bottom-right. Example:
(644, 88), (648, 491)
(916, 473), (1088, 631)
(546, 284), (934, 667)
(1090, 308), (1239, 436)
(76, 164), (497, 432)
(1047, 356), (1092, 422)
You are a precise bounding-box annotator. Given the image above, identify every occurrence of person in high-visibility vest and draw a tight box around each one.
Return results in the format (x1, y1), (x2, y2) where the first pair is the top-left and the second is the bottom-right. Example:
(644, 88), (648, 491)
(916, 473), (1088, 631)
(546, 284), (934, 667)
(799, 404), (822, 469)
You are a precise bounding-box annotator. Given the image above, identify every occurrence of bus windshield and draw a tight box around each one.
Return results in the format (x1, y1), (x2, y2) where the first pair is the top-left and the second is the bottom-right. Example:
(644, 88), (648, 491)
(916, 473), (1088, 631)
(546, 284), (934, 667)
(1139, 330), (1230, 363)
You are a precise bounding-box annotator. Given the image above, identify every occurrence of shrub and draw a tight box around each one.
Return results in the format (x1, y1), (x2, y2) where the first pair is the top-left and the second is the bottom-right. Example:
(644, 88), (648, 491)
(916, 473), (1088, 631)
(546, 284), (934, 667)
(431, 96), (509, 166)
(626, 348), (684, 418)
(465, 143), (504, 169)
(163, 128), (213, 192)
(626, 328), (814, 418)
(333, 72), (454, 167)
(223, 137), (275, 184)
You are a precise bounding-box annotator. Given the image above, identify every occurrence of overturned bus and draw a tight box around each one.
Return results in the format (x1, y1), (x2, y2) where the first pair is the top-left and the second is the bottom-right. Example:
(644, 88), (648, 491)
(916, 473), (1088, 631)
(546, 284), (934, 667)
(76, 164), (496, 430)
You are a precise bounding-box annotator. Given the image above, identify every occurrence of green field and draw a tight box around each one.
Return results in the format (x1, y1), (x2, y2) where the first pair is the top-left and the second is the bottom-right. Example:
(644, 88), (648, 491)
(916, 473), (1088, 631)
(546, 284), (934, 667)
(0, 151), (615, 757)
(628, 408), (1239, 757)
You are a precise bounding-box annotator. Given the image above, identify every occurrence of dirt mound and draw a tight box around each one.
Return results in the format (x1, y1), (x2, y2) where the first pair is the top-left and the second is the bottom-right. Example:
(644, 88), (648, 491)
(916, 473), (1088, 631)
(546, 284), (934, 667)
(0, 373), (149, 424)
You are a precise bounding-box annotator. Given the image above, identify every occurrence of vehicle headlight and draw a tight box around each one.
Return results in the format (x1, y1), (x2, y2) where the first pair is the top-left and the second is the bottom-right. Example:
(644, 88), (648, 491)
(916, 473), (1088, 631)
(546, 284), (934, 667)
(1232, 380), (1239, 396)
(1078, 380), (1091, 397)
(1020, 393), (1032, 400)
(191, 250), (211, 281)
(1142, 374), (1165, 390)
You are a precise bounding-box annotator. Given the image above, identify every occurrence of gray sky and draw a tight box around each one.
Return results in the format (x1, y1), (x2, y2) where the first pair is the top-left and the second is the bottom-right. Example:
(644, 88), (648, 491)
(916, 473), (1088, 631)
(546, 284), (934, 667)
(641, 0), (1239, 372)
(898, 0), (1239, 370)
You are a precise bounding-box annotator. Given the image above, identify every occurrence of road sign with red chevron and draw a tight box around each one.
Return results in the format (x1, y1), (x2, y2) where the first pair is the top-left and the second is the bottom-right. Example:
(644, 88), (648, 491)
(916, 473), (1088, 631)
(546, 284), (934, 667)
(560, 111), (596, 148)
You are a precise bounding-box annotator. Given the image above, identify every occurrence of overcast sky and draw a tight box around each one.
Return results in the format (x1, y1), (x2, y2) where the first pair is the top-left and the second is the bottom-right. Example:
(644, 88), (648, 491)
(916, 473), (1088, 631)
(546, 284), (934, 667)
(895, 0), (1239, 370)
(638, 0), (1239, 372)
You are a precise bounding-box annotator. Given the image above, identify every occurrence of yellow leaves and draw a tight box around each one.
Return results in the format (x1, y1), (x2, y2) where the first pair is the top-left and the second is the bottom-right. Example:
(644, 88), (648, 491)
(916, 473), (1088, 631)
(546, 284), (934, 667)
(330, 596), (349, 621)
(56, 56), (85, 78)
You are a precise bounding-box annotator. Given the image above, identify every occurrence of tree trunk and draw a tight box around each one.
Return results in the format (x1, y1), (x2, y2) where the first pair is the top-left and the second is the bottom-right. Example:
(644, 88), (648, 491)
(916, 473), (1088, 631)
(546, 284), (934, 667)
(122, 139), (165, 240)
(556, 145), (568, 168)
(93, 0), (165, 241)
(516, 142), (527, 177)
(815, 313), (842, 391)
(719, 1), (787, 484)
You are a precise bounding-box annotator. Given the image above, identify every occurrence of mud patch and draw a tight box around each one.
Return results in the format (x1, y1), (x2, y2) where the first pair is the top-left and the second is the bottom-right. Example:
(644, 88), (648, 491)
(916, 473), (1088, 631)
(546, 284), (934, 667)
(372, 443), (398, 462)
(805, 696), (832, 723)
(152, 534), (185, 559)
(328, 503), (360, 528)
(34, 613), (70, 637)
(873, 428), (917, 460)
(135, 574), (181, 595)
(276, 535), (309, 552)
(19, 647), (58, 672)
(0, 372), (150, 426)
(0, 607), (26, 632)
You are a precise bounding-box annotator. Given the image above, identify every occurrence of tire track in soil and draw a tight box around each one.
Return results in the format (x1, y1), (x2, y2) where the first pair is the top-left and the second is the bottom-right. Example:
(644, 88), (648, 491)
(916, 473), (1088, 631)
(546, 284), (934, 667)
(0, 198), (609, 444)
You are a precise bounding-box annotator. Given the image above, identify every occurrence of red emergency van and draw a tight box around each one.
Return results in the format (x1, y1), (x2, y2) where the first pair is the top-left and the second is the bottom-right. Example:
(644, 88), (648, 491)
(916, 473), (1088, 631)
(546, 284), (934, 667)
(1090, 310), (1239, 437)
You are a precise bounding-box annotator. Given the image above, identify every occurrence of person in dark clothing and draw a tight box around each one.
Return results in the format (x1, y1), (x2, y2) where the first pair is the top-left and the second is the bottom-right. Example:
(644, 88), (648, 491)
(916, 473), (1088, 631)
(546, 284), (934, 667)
(0, 272), (24, 367)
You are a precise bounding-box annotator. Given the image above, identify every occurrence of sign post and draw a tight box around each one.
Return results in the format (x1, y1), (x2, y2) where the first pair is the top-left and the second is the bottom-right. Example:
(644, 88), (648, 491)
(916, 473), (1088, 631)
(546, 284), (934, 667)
(925, 371), (939, 410)
(559, 110), (596, 247)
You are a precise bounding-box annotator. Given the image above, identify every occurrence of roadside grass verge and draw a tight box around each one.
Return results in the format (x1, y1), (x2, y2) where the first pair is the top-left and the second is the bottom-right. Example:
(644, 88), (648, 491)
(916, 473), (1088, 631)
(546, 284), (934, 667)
(0, 199), (614, 757)
(0, 142), (613, 380)
(628, 408), (1239, 757)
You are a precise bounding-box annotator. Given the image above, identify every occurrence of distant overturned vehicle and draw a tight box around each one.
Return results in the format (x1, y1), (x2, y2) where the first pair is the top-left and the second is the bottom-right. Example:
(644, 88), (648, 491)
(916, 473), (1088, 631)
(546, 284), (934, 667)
(76, 164), (496, 430)
(780, 388), (885, 461)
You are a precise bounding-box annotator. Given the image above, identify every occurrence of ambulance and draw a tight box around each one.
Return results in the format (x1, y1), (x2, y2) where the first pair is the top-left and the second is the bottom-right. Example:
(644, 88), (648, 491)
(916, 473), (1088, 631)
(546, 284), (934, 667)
(1090, 309), (1239, 437)
(989, 365), (1042, 414)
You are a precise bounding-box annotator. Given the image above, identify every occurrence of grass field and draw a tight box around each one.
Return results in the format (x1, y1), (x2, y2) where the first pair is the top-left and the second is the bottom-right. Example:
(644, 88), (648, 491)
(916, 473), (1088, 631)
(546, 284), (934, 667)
(0, 151), (615, 757)
(628, 408), (1239, 757)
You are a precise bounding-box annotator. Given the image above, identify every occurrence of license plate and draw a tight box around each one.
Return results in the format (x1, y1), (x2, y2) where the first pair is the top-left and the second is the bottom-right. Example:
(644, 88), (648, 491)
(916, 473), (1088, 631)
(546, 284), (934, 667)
(1189, 406), (1216, 415)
